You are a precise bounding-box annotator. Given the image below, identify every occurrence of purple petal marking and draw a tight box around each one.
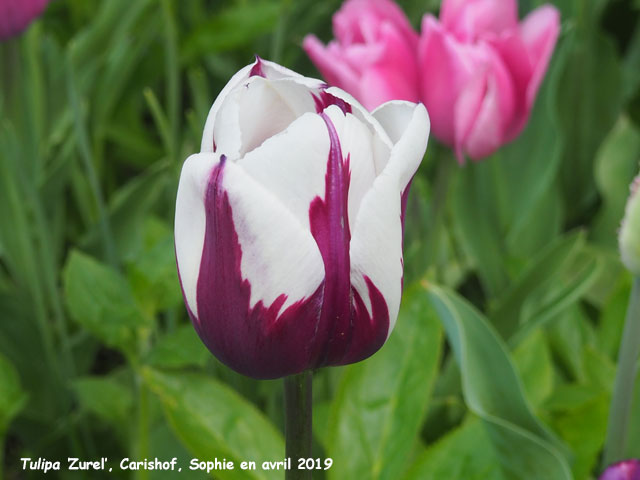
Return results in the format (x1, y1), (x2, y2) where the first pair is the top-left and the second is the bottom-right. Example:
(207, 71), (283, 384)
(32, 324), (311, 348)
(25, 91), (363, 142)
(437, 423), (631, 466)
(308, 112), (389, 366)
(308, 113), (353, 365)
(249, 56), (266, 77)
(312, 90), (353, 114)
(192, 157), (325, 379)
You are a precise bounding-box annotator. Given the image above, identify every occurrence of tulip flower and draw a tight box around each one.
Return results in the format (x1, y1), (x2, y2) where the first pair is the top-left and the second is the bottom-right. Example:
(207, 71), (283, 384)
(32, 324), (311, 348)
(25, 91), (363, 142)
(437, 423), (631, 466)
(0, 0), (50, 40)
(600, 459), (640, 480)
(303, 0), (420, 111)
(419, 0), (560, 161)
(174, 57), (430, 379)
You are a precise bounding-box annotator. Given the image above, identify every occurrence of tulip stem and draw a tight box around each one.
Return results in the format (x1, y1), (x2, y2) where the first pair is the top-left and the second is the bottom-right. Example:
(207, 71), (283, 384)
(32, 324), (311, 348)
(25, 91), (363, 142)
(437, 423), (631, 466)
(603, 276), (640, 468)
(284, 371), (312, 480)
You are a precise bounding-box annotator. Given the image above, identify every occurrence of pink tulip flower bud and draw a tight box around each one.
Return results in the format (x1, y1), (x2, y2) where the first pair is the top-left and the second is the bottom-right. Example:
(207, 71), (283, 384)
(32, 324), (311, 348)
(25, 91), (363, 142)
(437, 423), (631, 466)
(303, 0), (420, 111)
(0, 0), (50, 40)
(175, 58), (430, 379)
(418, 0), (560, 161)
(600, 459), (640, 480)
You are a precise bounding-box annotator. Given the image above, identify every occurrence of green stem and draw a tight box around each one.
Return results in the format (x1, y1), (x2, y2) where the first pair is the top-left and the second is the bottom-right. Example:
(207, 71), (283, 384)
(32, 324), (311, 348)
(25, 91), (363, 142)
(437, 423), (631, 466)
(284, 371), (312, 480)
(135, 378), (150, 480)
(425, 155), (454, 278)
(603, 276), (640, 467)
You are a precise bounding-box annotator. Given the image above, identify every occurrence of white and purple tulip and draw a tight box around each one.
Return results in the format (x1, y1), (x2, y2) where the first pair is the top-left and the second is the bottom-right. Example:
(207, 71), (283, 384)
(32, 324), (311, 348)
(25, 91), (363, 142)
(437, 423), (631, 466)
(175, 58), (430, 379)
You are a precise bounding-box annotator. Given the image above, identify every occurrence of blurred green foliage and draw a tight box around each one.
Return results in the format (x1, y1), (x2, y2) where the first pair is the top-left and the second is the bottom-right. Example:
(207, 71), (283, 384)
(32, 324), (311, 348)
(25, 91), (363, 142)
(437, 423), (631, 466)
(1, 0), (639, 478)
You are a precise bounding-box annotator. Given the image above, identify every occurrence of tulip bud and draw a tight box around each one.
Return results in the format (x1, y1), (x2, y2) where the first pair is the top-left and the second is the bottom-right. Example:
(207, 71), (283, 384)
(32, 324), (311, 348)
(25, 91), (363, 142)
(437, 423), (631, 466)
(0, 0), (50, 40)
(620, 176), (640, 275)
(175, 58), (430, 379)
(303, 0), (420, 111)
(600, 459), (640, 480)
(418, 0), (560, 161)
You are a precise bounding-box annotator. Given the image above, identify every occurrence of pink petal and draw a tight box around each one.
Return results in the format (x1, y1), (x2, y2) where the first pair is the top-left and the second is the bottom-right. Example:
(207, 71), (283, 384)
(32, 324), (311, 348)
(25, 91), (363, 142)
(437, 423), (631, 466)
(356, 22), (420, 109)
(521, 5), (560, 109)
(333, 0), (418, 49)
(418, 15), (480, 145)
(441, 0), (518, 41)
(303, 35), (361, 95)
(460, 46), (515, 160)
(0, 0), (49, 39)
(486, 31), (534, 141)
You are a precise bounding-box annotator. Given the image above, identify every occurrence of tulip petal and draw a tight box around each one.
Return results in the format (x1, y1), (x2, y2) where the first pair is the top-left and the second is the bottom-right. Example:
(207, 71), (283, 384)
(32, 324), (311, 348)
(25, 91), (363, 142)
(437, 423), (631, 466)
(521, 5), (560, 110)
(0, 0), (49, 39)
(322, 106), (378, 231)
(175, 153), (325, 325)
(184, 155), (328, 378)
(356, 22), (420, 109)
(441, 0), (518, 41)
(325, 86), (394, 174)
(175, 153), (218, 317)
(350, 103), (429, 332)
(457, 46), (515, 160)
(213, 76), (324, 160)
(219, 159), (325, 313)
(418, 15), (474, 145)
(302, 35), (362, 98)
(460, 73), (504, 160)
(235, 112), (330, 229)
(201, 63), (255, 153)
(486, 31), (534, 141)
(201, 58), (323, 154)
(333, 0), (418, 50)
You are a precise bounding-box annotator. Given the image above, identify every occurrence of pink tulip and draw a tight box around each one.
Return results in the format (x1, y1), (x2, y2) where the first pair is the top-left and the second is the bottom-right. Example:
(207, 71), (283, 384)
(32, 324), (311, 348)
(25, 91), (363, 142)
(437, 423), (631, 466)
(0, 0), (50, 40)
(303, 0), (420, 111)
(418, 0), (560, 161)
(599, 459), (640, 480)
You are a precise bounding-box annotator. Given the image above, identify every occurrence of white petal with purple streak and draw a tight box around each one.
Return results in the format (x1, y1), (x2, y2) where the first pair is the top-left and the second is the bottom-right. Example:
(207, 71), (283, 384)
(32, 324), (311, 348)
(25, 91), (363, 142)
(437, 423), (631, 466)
(349, 102), (430, 332)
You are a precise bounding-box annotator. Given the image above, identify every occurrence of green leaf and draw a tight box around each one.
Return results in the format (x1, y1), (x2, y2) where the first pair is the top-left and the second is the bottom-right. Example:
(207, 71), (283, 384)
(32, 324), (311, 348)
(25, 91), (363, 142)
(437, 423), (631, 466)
(72, 375), (133, 425)
(513, 330), (554, 407)
(327, 285), (443, 480)
(491, 232), (602, 344)
(404, 419), (504, 480)
(426, 284), (572, 480)
(0, 353), (27, 435)
(146, 325), (209, 369)
(555, 26), (624, 222)
(144, 368), (284, 480)
(128, 218), (182, 315)
(63, 250), (149, 357)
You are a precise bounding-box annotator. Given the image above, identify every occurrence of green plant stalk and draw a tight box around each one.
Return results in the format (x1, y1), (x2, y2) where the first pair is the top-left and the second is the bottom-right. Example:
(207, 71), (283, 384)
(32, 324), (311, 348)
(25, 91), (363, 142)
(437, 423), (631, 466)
(425, 154), (454, 278)
(284, 371), (312, 480)
(603, 276), (640, 467)
(135, 379), (150, 480)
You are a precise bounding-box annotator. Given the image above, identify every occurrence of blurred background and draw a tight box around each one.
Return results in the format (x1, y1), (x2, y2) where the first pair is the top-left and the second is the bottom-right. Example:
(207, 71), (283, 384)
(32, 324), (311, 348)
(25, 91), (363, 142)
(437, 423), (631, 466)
(1, 0), (640, 478)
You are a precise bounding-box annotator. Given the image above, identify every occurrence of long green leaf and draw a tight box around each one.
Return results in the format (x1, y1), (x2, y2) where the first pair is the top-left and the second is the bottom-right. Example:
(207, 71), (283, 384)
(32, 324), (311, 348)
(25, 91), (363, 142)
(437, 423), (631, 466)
(426, 284), (573, 480)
